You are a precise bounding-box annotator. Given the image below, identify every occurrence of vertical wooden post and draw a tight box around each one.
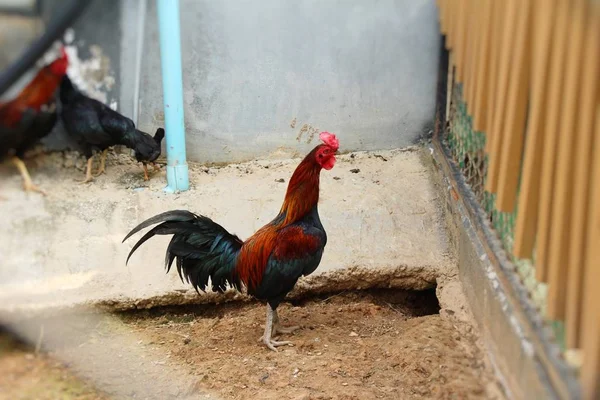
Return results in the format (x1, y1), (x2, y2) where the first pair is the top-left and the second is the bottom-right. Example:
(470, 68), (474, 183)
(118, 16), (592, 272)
(455, 0), (469, 83)
(513, 0), (557, 259)
(535, 0), (571, 283)
(566, 0), (600, 350)
(546, 0), (587, 320)
(485, 0), (519, 193)
(473, 0), (493, 133)
(484, 0), (505, 156)
(495, 0), (532, 212)
(466, 0), (481, 113)
(581, 105), (600, 400)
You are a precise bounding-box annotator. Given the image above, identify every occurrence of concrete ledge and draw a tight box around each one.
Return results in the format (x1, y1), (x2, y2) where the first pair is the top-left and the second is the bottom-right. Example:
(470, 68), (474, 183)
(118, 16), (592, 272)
(0, 147), (450, 313)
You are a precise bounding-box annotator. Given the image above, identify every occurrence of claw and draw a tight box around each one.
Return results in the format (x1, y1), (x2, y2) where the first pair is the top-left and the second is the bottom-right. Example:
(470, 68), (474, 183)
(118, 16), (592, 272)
(93, 149), (108, 177)
(79, 157), (94, 183)
(93, 168), (105, 177)
(272, 309), (300, 335)
(263, 338), (292, 352)
(23, 182), (47, 195)
(12, 157), (46, 196)
(274, 325), (300, 335)
(260, 304), (296, 351)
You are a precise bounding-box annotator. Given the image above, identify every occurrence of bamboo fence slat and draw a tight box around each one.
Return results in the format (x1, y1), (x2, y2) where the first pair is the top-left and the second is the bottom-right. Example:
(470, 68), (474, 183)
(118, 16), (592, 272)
(581, 104), (600, 400)
(485, 0), (519, 192)
(565, 1), (600, 350)
(473, 0), (493, 133)
(484, 0), (504, 155)
(496, 0), (533, 212)
(466, 0), (481, 111)
(446, 51), (454, 123)
(447, 0), (456, 50)
(459, 0), (470, 89)
(546, 0), (587, 320)
(455, 0), (468, 82)
(534, 0), (571, 283)
(463, 0), (475, 107)
(513, 0), (557, 259)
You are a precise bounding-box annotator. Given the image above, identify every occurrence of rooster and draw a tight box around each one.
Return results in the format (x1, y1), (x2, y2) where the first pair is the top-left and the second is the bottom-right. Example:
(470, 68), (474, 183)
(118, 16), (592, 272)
(123, 132), (339, 351)
(59, 75), (165, 183)
(0, 48), (69, 194)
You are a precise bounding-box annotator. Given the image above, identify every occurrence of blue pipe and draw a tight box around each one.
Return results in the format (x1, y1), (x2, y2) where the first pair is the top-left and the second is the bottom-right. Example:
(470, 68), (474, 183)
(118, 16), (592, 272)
(157, 0), (189, 193)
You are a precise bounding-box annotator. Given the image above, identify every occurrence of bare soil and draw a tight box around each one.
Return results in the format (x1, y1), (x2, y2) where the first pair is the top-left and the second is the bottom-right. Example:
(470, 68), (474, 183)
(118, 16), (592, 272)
(0, 330), (108, 400)
(118, 289), (501, 400)
(0, 289), (502, 400)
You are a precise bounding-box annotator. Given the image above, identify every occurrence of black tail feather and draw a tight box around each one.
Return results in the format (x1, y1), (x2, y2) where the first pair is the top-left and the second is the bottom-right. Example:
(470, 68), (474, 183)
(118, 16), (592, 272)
(123, 209), (243, 293)
(122, 210), (198, 243)
(125, 221), (196, 265)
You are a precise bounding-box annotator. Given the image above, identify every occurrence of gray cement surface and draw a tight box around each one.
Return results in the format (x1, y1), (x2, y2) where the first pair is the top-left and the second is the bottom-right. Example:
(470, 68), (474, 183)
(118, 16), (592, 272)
(0, 147), (451, 312)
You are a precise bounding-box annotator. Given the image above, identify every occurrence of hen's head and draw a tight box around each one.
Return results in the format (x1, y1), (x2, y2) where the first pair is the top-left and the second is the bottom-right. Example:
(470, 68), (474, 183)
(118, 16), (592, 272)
(315, 131), (339, 170)
(49, 47), (69, 76)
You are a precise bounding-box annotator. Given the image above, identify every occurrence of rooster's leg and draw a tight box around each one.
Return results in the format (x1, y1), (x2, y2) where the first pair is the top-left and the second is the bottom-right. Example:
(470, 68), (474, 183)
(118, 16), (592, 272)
(79, 157), (94, 183)
(11, 157), (46, 196)
(142, 163), (150, 181)
(272, 309), (300, 334)
(259, 304), (292, 351)
(93, 149), (108, 177)
(151, 162), (161, 172)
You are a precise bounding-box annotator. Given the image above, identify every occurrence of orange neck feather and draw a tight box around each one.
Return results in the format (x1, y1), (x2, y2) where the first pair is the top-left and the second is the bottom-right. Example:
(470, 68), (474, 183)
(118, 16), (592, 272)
(278, 148), (322, 226)
(235, 146), (323, 290)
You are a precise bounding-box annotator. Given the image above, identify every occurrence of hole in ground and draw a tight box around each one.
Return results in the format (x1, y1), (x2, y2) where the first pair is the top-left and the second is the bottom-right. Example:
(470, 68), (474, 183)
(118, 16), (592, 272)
(116, 287), (441, 322)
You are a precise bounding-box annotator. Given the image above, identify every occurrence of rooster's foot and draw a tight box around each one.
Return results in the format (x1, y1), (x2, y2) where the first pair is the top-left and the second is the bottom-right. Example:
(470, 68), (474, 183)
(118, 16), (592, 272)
(142, 164), (150, 181)
(12, 157), (46, 196)
(79, 157), (94, 183)
(274, 324), (300, 335)
(261, 337), (292, 352)
(260, 304), (295, 351)
(93, 150), (108, 177)
(23, 182), (47, 196)
(272, 309), (300, 335)
(93, 166), (106, 177)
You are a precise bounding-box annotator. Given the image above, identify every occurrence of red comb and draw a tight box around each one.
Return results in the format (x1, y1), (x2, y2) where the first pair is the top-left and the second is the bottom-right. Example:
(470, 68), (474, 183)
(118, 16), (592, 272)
(319, 132), (339, 151)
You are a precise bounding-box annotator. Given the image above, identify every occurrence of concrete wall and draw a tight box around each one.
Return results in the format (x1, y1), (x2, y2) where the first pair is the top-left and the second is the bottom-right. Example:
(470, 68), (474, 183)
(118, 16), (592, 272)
(136, 0), (440, 163)
(0, 13), (41, 100)
(10, 0), (440, 163)
(39, 0), (123, 151)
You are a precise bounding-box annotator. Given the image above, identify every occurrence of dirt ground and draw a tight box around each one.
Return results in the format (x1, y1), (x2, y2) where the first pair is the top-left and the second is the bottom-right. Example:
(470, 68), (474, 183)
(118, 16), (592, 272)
(0, 331), (108, 400)
(0, 289), (503, 400)
(118, 289), (501, 400)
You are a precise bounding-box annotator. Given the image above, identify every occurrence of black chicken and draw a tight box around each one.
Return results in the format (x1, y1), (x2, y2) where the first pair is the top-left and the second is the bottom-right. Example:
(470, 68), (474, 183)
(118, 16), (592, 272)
(135, 127), (164, 181)
(59, 75), (164, 183)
